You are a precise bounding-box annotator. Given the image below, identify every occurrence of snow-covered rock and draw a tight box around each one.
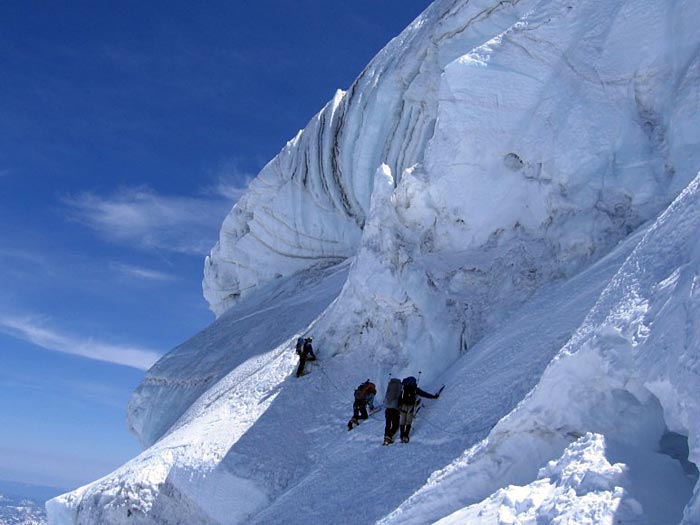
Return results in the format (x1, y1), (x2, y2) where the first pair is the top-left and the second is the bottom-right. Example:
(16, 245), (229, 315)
(49, 0), (700, 523)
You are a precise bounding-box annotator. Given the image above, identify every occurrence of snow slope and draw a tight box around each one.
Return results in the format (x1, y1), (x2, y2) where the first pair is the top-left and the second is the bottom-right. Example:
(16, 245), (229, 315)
(384, 174), (700, 525)
(49, 0), (700, 522)
(128, 261), (349, 448)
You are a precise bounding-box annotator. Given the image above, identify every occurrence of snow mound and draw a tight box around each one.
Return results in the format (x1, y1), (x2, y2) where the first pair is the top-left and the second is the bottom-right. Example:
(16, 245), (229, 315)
(436, 433), (632, 525)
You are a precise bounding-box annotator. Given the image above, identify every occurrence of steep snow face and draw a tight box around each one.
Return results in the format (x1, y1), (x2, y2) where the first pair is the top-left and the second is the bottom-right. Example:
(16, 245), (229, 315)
(384, 174), (700, 524)
(204, 0), (700, 386)
(202, 0), (537, 317)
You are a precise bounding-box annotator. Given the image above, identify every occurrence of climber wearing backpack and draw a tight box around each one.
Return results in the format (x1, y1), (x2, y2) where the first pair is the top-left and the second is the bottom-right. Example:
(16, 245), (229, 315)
(295, 337), (305, 356)
(383, 377), (402, 445)
(295, 337), (317, 377)
(348, 380), (377, 430)
(399, 376), (440, 443)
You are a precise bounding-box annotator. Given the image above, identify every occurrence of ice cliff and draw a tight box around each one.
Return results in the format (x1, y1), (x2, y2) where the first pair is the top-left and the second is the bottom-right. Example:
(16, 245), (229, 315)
(49, 0), (700, 523)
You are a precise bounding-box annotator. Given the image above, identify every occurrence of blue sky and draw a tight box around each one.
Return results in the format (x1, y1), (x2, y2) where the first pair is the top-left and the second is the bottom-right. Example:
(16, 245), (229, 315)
(0, 0), (432, 492)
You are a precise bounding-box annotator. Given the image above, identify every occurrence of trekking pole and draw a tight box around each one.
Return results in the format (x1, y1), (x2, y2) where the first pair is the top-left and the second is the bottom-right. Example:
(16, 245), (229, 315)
(411, 371), (423, 417)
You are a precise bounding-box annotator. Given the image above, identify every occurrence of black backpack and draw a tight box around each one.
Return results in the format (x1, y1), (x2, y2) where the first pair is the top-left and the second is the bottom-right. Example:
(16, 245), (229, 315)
(295, 338), (304, 355)
(400, 376), (418, 405)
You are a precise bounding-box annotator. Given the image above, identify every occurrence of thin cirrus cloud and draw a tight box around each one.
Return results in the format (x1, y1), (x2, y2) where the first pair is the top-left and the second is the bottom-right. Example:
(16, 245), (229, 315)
(110, 262), (176, 282)
(62, 182), (247, 255)
(0, 315), (160, 370)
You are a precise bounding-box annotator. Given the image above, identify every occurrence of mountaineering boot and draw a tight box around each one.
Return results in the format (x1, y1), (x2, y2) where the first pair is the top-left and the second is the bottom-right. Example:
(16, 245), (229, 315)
(404, 424), (412, 442)
(383, 435), (393, 446)
(399, 425), (407, 442)
(348, 418), (358, 431)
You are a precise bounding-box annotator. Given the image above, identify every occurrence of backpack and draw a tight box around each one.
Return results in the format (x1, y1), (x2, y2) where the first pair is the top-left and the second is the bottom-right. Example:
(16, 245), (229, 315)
(384, 378), (402, 408)
(295, 337), (304, 355)
(354, 381), (376, 401)
(400, 376), (418, 405)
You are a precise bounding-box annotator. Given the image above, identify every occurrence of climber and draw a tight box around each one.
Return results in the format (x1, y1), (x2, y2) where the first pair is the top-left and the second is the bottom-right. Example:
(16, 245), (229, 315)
(382, 377), (402, 445)
(295, 337), (317, 377)
(399, 376), (440, 443)
(348, 379), (377, 430)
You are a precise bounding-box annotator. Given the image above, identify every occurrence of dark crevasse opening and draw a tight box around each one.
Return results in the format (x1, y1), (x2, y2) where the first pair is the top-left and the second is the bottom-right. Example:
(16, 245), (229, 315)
(604, 391), (697, 524)
(659, 429), (700, 480)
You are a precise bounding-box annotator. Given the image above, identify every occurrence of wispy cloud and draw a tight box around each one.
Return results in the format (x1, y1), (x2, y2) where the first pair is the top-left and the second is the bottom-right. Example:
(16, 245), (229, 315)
(62, 186), (238, 255)
(203, 159), (253, 202)
(0, 315), (160, 370)
(110, 262), (176, 282)
(0, 248), (50, 269)
(209, 178), (250, 203)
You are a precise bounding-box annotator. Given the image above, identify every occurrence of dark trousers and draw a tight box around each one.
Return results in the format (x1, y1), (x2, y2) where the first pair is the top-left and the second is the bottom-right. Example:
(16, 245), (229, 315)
(353, 400), (368, 420)
(384, 408), (400, 438)
(296, 355), (316, 377)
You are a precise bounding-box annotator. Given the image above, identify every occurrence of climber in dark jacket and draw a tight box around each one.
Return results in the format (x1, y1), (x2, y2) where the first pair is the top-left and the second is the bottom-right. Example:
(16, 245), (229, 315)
(383, 378), (402, 445)
(398, 376), (440, 443)
(295, 337), (316, 377)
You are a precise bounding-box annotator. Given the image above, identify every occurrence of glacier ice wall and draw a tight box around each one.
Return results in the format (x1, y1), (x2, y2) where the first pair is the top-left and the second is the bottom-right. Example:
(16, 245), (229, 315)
(289, 0), (700, 388)
(203, 0), (700, 387)
(202, 0), (537, 317)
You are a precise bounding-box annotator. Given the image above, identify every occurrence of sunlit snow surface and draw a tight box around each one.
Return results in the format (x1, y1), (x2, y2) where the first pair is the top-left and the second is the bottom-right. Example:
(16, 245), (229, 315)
(49, 0), (700, 523)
